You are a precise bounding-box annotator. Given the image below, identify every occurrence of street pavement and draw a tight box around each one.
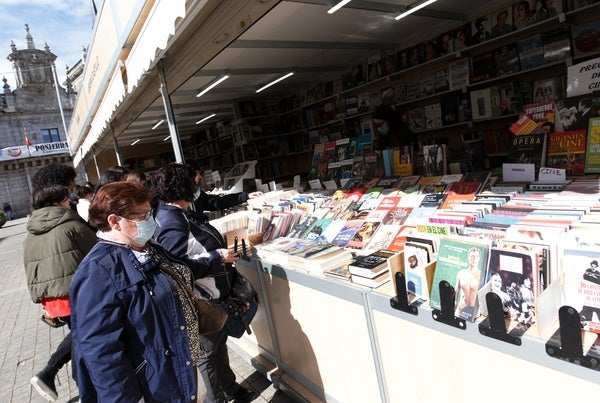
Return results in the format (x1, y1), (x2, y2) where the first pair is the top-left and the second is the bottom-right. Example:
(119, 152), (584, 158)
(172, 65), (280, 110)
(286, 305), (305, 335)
(0, 217), (296, 403)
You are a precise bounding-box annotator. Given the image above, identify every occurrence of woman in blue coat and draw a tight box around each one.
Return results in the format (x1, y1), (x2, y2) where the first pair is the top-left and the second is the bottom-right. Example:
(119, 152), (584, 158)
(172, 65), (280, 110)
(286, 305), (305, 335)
(70, 181), (203, 402)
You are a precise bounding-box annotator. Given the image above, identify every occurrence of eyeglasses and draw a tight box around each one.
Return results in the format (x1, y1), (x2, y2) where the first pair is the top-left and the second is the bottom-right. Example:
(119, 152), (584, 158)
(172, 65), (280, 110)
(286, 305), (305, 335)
(121, 209), (153, 222)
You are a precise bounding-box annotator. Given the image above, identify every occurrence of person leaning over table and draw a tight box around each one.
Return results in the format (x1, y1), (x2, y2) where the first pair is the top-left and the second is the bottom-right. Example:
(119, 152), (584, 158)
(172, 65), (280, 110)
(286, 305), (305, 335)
(150, 163), (255, 403)
(187, 159), (262, 212)
(371, 105), (417, 151)
(70, 181), (205, 402)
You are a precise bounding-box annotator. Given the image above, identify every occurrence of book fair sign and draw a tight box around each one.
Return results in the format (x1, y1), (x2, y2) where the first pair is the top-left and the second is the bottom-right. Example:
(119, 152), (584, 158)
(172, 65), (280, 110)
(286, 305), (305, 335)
(0, 141), (69, 161)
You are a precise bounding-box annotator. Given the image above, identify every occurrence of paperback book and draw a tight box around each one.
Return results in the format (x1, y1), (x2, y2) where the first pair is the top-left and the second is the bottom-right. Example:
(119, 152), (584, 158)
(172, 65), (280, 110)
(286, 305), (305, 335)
(429, 236), (491, 322)
(348, 249), (397, 278)
(546, 130), (587, 176)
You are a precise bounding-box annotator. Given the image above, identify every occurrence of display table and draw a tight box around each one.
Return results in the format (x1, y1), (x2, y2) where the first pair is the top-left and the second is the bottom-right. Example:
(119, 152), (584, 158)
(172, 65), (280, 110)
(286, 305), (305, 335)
(230, 258), (600, 403)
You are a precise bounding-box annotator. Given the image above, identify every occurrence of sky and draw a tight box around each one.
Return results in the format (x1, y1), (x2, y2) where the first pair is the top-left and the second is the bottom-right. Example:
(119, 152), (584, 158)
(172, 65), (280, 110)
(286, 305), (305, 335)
(0, 0), (96, 90)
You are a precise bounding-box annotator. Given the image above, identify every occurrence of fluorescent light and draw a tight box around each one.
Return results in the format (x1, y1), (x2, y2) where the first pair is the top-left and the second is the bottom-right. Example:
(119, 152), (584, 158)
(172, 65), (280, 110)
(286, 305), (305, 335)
(131, 139), (140, 146)
(151, 119), (164, 130)
(196, 74), (230, 97)
(256, 72), (294, 93)
(328, 0), (351, 14)
(395, 0), (437, 20)
(196, 113), (216, 124)
(163, 135), (171, 141)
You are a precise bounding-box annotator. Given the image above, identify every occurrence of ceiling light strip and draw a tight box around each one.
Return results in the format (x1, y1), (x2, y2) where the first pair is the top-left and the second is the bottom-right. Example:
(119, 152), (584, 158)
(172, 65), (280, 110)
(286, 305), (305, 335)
(256, 72), (294, 93)
(196, 113), (216, 124)
(196, 74), (230, 97)
(163, 135), (171, 141)
(395, 0), (437, 20)
(327, 0), (352, 14)
(152, 119), (165, 130)
(131, 139), (140, 146)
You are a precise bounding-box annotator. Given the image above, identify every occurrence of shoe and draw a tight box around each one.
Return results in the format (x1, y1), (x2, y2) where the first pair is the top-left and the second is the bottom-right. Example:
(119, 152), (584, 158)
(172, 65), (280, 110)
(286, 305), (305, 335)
(228, 385), (255, 402)
(40, 314), (67, 328)
(30, 368), (58, 401)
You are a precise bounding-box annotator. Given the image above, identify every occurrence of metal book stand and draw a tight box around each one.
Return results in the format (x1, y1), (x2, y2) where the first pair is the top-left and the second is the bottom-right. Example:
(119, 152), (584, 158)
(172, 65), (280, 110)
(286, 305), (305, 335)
(389, 272), (419, 316)
(431, 280), (466, 330)
(545, 306), (600, 371)
(478, 292), (522, 346)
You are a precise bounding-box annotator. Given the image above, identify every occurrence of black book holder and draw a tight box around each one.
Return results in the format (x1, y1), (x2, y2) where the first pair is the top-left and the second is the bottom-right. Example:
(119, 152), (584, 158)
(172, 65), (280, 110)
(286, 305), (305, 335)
(545, 305), (600, 371)
(478, 292), (522, 346)
(431, 280), (466, 330)
(389, 272), (418, 315)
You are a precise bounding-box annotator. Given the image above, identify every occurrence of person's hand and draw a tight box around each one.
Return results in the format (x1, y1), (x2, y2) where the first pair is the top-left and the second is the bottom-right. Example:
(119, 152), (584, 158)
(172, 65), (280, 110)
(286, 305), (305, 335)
(218, 248), (239, 264)
(248, 191), (263, 199)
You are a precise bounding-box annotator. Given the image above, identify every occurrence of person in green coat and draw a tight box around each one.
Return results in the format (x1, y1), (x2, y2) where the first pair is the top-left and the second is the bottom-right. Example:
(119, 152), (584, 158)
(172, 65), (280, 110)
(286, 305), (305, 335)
(23, 184), (97, 401)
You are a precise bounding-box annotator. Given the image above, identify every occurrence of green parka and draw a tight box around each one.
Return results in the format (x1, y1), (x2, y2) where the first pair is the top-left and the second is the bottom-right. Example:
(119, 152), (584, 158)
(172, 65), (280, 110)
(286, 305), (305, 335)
(23, 206), (97, 303)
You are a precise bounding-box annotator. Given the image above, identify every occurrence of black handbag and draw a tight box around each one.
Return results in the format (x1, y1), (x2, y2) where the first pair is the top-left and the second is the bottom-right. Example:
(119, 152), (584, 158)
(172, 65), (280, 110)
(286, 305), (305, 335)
(218, 270), (259, 338)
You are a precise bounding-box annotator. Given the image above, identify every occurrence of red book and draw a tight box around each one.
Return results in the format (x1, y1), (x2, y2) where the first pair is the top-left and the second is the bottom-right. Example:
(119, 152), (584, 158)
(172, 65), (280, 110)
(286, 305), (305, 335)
(440, 182), (482, 210)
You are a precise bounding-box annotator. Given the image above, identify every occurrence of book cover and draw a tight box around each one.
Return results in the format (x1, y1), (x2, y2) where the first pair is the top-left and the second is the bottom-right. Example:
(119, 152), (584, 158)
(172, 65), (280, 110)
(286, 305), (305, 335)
(408, 107), (426, 132)
(404, 242), (432, 300)
(348, 249), (396, 278)
(542, 27), (571, 63)
(496, 81), (522, 116)
(419, 74), (435, 97)
(440, 181), (482, 210)
(517, 34), (545, 70)
(470, 87), (493, 120)
(424, 103), (442, 129)
(323, 264), (352, 282)
(331, 219), (363, 247)
(440, 94), (459, 126)
(361, 223), (403, 255)
(523, 100), (556, 133)
(562, 248), (600, 333)
(346, 221), (381, 251)
(471, 51), (495, 83)
(546, 130), (587, 175)
(448, 57), (470, 90)
(508, 132), (548, 171)
(532, 78), (563, 103)
(481, 247), (539, 326)
(571, 21), (600, 59)
(422, 144), (447, 176)
(303, 218), (333, 242)
(434, 69), (449, 93)
(493, 43), (520, 76)
(429, 236), (491, 322)
(585, 116), (600, 173)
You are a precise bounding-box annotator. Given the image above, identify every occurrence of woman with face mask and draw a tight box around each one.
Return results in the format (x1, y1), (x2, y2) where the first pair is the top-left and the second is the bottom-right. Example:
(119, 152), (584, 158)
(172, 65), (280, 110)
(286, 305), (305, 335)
(70, 181), (205, 402)
(371, 105), (416, 151)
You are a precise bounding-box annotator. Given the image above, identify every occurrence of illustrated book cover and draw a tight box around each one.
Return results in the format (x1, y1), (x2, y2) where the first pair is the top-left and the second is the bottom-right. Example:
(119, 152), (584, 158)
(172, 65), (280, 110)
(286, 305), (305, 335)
(428, 236), (491, 322)
(546, 130), (587, 176)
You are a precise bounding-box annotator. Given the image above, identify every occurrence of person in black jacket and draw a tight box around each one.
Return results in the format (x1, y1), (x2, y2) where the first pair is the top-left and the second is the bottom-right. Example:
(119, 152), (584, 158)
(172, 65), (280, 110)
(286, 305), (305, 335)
(187, 159), (261, 212)
(371, 105), (417, 151)
(150, 163), (255, 403)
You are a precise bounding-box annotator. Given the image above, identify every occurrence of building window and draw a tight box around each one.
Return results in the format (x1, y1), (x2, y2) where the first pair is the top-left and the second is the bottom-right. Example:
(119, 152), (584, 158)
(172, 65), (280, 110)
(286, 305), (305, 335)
(41, 128), (60, 143)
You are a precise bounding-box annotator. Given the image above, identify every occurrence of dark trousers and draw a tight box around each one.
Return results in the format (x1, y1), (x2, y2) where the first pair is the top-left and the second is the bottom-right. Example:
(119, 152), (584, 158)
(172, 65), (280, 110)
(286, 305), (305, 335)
(198, 330), (238, 403)
(46, 318), (76, 382)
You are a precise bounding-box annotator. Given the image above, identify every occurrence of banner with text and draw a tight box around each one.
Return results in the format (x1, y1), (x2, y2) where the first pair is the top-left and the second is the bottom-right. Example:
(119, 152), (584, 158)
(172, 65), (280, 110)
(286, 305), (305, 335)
(0, 141), (70, 161)
(567, 56), (600, 98)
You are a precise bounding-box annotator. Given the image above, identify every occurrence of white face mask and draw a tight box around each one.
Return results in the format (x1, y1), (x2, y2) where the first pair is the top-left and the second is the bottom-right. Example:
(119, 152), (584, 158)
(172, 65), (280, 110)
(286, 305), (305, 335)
(119, 215), (156, 245)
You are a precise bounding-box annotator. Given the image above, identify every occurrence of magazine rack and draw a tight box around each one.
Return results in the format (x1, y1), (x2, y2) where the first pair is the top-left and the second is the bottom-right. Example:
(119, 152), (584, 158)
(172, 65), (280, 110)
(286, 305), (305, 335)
(389, 272), (418, 316)
(545, 305), (600, 371)
(478, 292), (522, 346)
(431, 280), (466, 330)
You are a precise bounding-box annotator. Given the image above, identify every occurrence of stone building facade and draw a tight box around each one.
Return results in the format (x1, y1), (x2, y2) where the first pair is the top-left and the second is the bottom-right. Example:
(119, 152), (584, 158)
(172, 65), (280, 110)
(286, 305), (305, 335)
(0, 25), (84, 219)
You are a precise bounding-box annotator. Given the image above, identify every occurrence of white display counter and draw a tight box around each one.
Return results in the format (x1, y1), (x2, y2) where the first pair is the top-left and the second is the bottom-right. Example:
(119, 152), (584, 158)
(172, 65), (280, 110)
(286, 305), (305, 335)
(230, 258), (600, 403)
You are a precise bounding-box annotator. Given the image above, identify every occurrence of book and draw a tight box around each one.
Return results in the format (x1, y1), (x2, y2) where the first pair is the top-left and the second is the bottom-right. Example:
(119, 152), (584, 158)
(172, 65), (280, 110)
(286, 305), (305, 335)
(480, 247), (539, 326)
(571, 21), (600, 59)
(585, 116), (600, 173)
(323, 264), (352, 282)
(470, 87), (493, 120)
(422, 144), (446, 176)
(546, 130), (587, 176)
(345, 221), (381, 251)
(424, 103), (442, 129)
(471, 51), (495, 83)
(448, 57), (470, 90)
(517, 34), (545, 70)
(508, 132), (548, 171)
(562, 248), (600, 333)
(523, 100), (556, 134)
(440, 181), (482, 210)
(331, 219), (363, 247)
(542, 27), (571, 63)
(348, 249), (396, 278)
(303, 248), (354, 274)
(429, 236), (491, 322)
(404, 242), (432, 300)
(351, 270), (391, 288)
(493, 43), (520, 76)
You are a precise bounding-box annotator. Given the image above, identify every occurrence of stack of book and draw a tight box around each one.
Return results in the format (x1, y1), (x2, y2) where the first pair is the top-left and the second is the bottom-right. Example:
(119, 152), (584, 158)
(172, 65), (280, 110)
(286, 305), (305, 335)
(348, 250), (397, 288)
